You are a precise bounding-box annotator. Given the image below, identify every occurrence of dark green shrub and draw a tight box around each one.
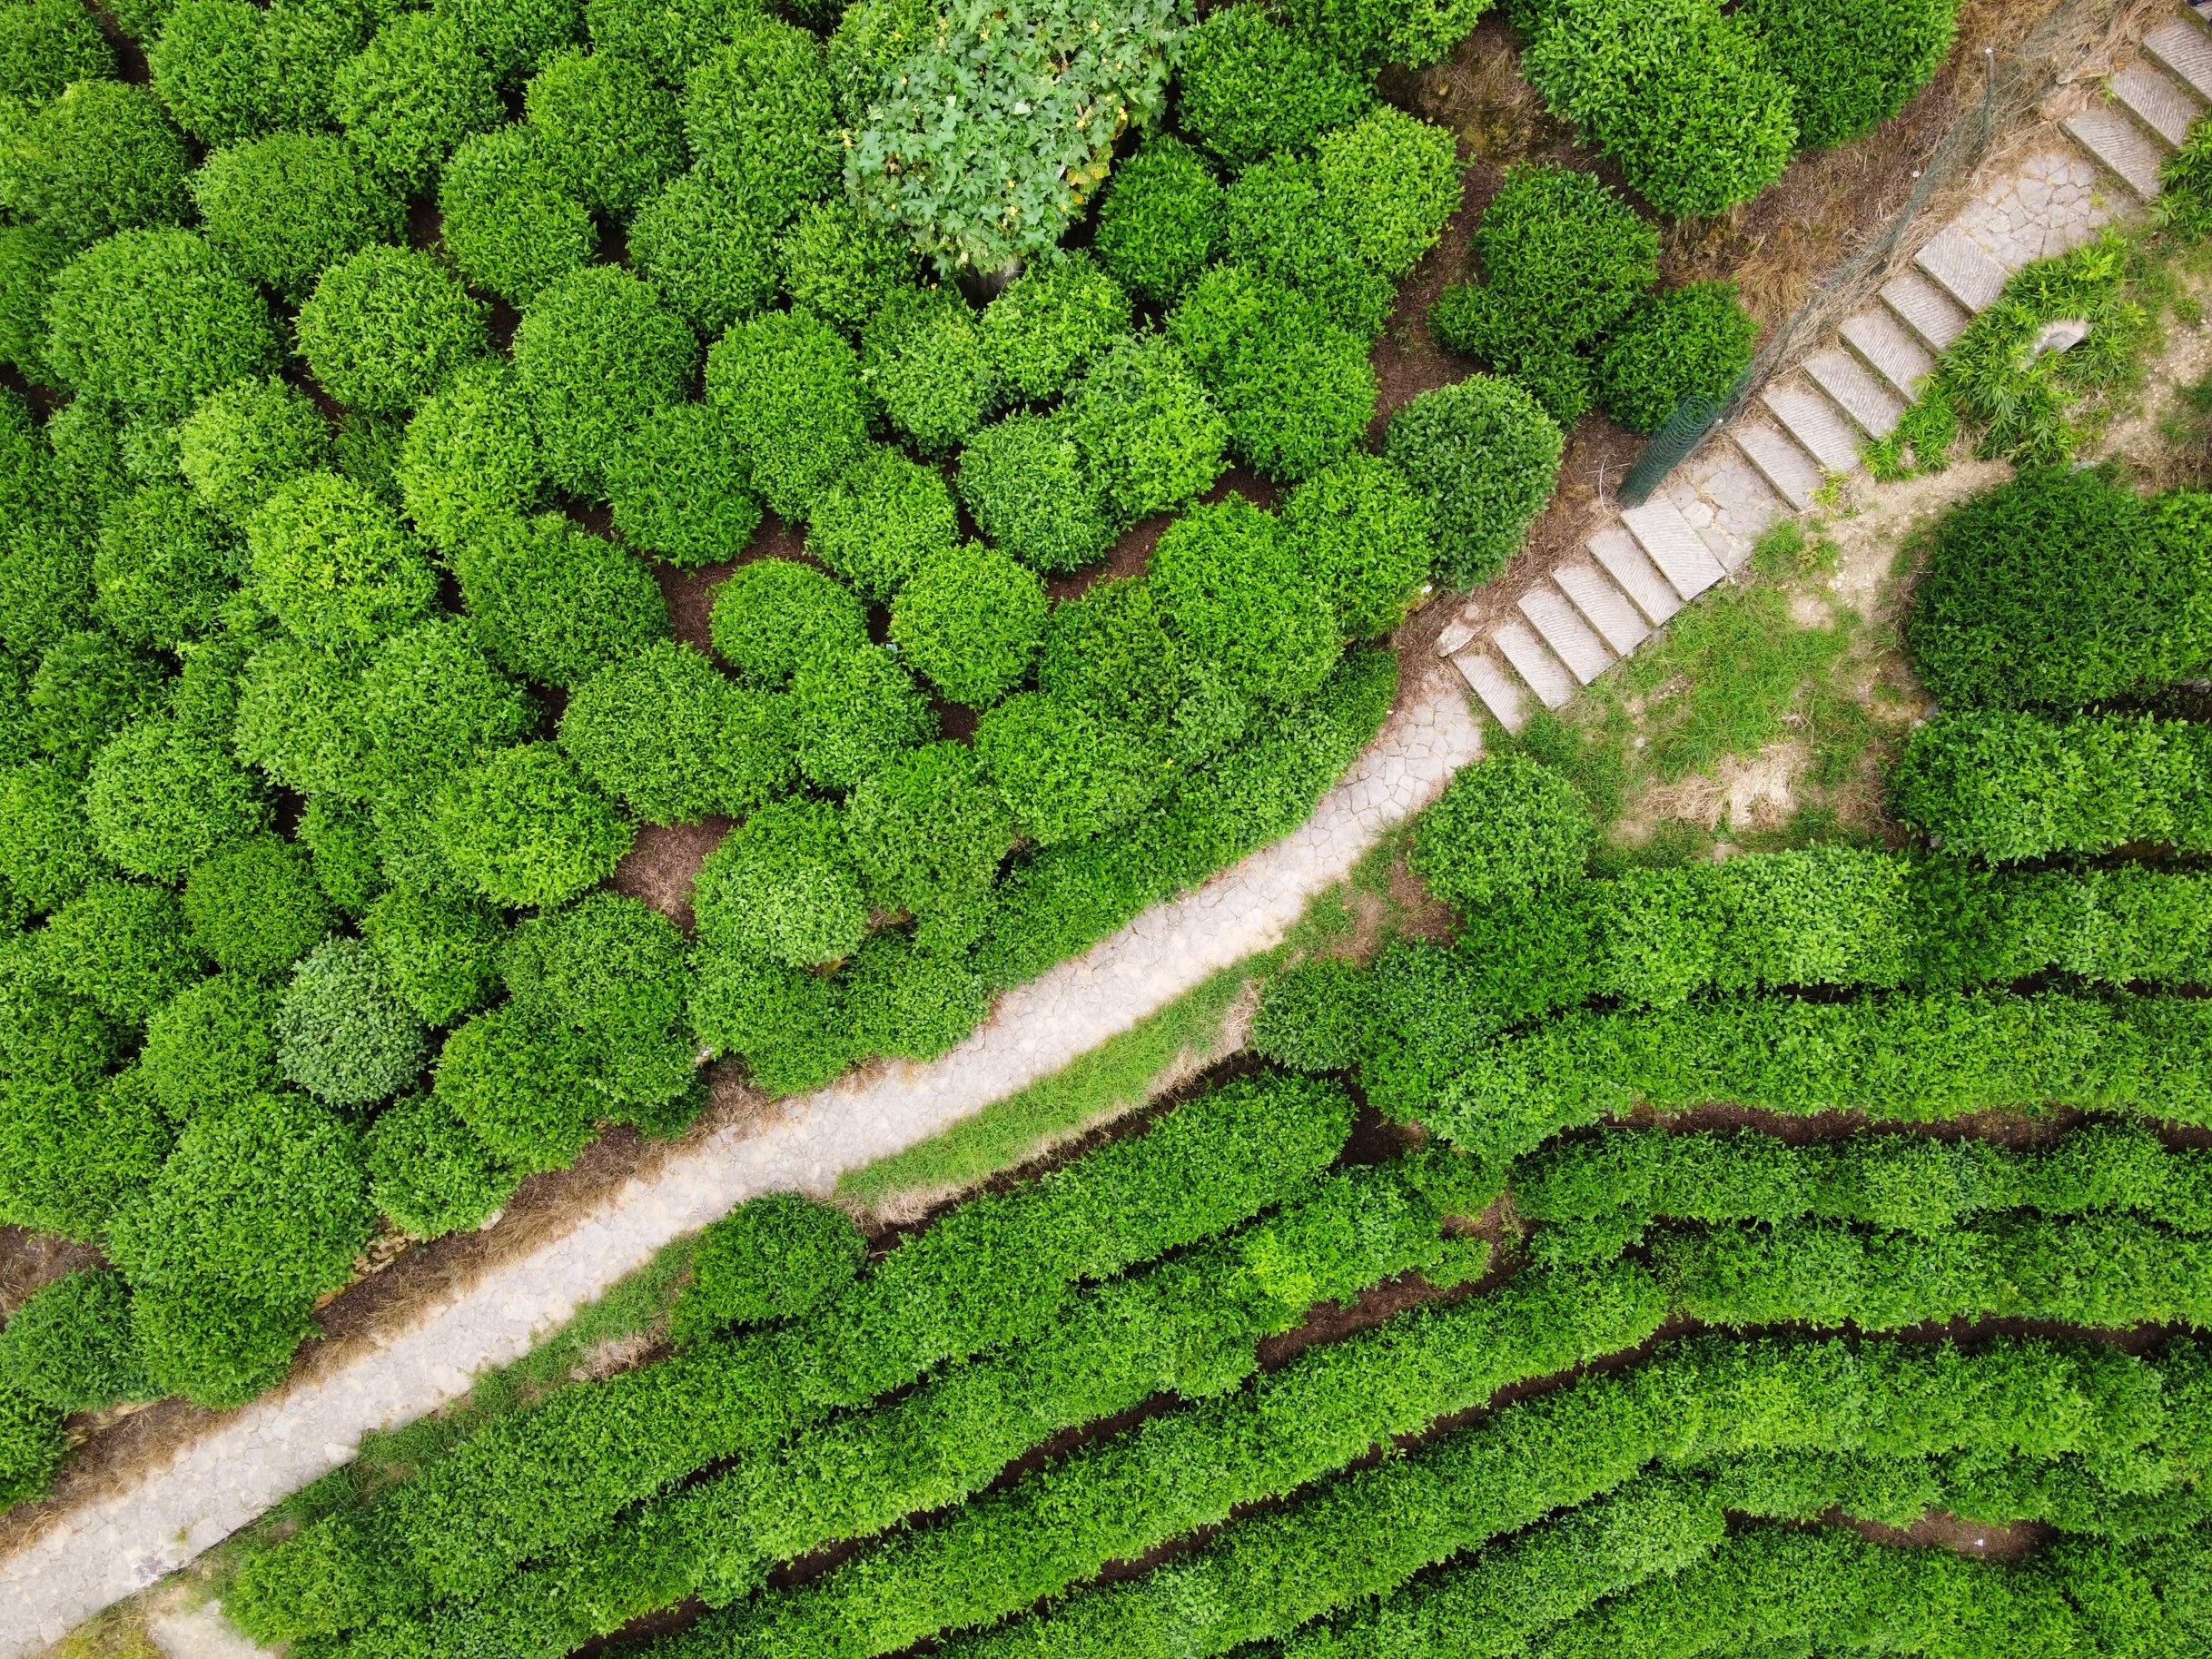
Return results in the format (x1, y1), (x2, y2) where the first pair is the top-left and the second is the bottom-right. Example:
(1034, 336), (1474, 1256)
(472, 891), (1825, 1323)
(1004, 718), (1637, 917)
(1412, 755), (1595, 909)
(437, 123), (597, 305)
(28, 629), (169, 772)
(1036, 575), (1183, 737)
(778, 198), (919, 335)
(43, 230), (278, 417)
(191, 132), (404, 302)
(1064, 334), (1228, 524)
(681, 17), (835, 222)
(364, 1089), (519, 1239)
(707, 558), (868, 687)
(1249, 957), (1376, 1072)
(231, 637), (371, 798)
(629, 170), (778, 337)
(360, 888), (507, 1026)
(396, 359), (547, 552)
(147, 0), (271, 145)
(1313, 104), (1461, 278)
(0, 762), (104, 913)
(177, 379), (333, 528)
(561, 640), (795, 821)
(688, 943), (853, 1094)
(500, 890), (694, 1107)
(140, 973), (283, 1116)
(605, 402), (761, 568)
(128, 1281), (314, 1407)
(3, 80), (192, 247)
(1174, 5), (1371, 169)
(1221, 153), (1396, 340)
(1170, 265), (1377, 482)
(523, 46), (683, 215)
(788, 644), (937, 793)
(332, 12), (500, 190)
(259, 0), (384, 131)
(0, 1270), (153, 1414)
(1738, 0), (1955, 149)
(980, 256), (1129, 405)
(94, 485), (242, 649)
(805, 445), (961, 601)
(0, 520), (94, 659)
(955, 413), (1115, 575)
(1459, 163), (1655, 348)
(450, 511), (670, 687)
(0, 1072), (170, 1238)
(1279, 453), (1437, 638)
(1092, 136), (1222, 305)
(1521, 0), (1795, 217)
(668, 1190), (863, 1343)
(582, 0), (742, 79)
(861, 285), (994, 456)
(433, 1003), (603, 1172)
(0, 0), (113, 104)
(247, 471), (438, 655)
(430, 742), (634, 908)
(1595, 281), (1758, 434)
(439, 0), (581, 82)
(888, 541), (1047, 710)
(844, 741), (1017, 915)
(694, 797), (868, 966)
(276, 936), (427, 1106)
(44, 875), (203, 1023)
(974, 692), (1160, 846)
(706, 309), (872, 521)
(1153, 494), (1339, 705)
(1276, 0), (1489, 70)
(0, 222), (65, 380)
(298, 795), (385, 914)
(107, 1087), (374, 1304)
(295, 245), (489, 418)
(0, 1385), (64, 1506)
(44, 400), (133, 524)
(1384, 374), (1562, 588)
(183, 835), (333, 976)
(844, 928), (985, 1060)
(513, 264), (697, 497)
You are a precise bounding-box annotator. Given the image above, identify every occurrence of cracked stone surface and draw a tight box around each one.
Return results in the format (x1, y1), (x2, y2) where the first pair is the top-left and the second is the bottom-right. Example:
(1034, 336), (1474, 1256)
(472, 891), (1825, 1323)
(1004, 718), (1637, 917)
(1953, 148), (2114, 268)
(0, 686), (1483, 1659)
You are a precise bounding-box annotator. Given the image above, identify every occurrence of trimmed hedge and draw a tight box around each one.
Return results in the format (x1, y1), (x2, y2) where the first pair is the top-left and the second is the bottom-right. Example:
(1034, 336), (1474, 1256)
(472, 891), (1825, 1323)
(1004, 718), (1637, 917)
(296, 245), (488, 418)
(1174, 5), (1370, 170)
(708, 559), (869, 687)
(276, 937), (427, 1108)
(1739, 0), (1957, 149)
(450, 510), (671, 687)
(1411, 754), (1595, 911)
(430, 742), (635, 908)
(1384, 375), (1563, 588)
(189, 131), (403, 301)
(511, 264), (696, 497)
(889, 542), (1048, 709)
(0, 1269), (153, 1414)
(693, 798), (868, 968)
(1595, 281), (1758, 433)
(561, 641), (793, 822)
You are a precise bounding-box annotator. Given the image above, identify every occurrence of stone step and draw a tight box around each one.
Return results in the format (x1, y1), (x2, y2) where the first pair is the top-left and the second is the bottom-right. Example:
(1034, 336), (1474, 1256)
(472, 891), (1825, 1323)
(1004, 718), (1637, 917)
(1840, 306), (1936, 400)
(1760, 380), (1863, 473)
(1879, 267), (1974, 353)
(1450, 647), (1526, 732)
(1730, 417), (1822, 511)
(1587, 527), (1684, 627)
(2111, 57), (2203, 147)
(1913, 226), (2012, 313)
(1519, 582), (1617, 685)
(1802, 348), (1905, 440)
(1492, 619), (1578, 710)
(2146, 17), (2212, 104)
(1435, 611), (1479, 657)
(1664, 461), (1777, 575)
(2066, 103), (2169, 198)
(1621, 495), (1726, 602)
(1554, 560), (1653, 656)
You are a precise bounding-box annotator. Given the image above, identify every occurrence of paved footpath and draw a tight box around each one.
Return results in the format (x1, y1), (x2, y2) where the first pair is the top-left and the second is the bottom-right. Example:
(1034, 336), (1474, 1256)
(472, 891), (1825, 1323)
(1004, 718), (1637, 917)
(0, 685), (1484, 1658)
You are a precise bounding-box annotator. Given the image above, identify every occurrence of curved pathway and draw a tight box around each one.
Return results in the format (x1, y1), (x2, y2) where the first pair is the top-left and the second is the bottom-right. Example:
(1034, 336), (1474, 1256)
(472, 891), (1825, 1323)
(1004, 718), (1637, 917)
(0, 686), (1483, 1658)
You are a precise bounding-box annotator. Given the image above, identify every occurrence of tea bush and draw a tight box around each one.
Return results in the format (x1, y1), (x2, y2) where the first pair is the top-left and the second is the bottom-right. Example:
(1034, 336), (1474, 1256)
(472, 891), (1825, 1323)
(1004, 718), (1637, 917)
(1174, 5), (1371, 170)
(603, 403), (759, 568)
(437, 124), (597, 303)
(708, 558), (870, 687)
(182, 835), (332, 977)
(1739, 0), (1956, 149)
(693, 797), (869, 967)
(395, 360), (547, 552)
(5, 81), (192, 248)
(683, 18), (836, 223)
(140, 972), (283, 1114)
(627, 170), (778, 336)
(364, 1090), (519, 1240)
(1595, 281), (1759, 433)
(669, 1192), (865, 1343)
(176, 378), (332, 528)
(0, 1269), (152, 1414)
(44, 230), (277, 416)
(706, 309), (871, 520)
(332, 13), (499, 190)
(980, 256), (1131, 404)
(1093, 136), (1223, 305)
(862, 285), (995, 455)
(561, 641), (793, 821)
(889, 542), (1049, 709)
(954, 413), (1116, 575)
(430, 742), (635, 908)
(777, 197), (919, 334)
(295, 245), (488, 417)
(276, 937), (428, 1107)
(449, 511), (670, 687)
(522, 46), (681, 215)
(1385, 375), (1563, 588)
(805, 446), (961, 600)
(510, 264), (696, 496)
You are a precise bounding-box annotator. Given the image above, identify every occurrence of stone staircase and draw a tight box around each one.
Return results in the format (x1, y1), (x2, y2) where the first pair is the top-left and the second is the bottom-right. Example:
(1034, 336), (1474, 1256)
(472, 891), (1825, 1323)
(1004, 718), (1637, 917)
(1439, 1), (2208, 732)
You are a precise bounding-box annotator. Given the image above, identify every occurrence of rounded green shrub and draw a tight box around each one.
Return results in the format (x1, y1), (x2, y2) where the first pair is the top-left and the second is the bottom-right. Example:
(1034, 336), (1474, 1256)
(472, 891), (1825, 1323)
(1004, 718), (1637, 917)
(954, 412), (1115, 575)
(177, 379), (334, 528)
(449, 510), (670, 687)
(844, 929), (983, 1061)
(44, 876), (203, 1025)
(0, 925), (122, 1080)
(681, 19), (839, 222)
(437, 123), (597, 305)
(605, 402), (761, 568)
(1279, 452), (1436, 639)
(980, 255), (1130, 405)
(669, 1190), (863, 1342)
(777, 197), (918, 335)
(523, 45), (683, 215)
(431, 741), (634, 907)
(360, 888), (508, 1026)
(1313, 104), (1460, 279)
(973, 692), (1159, 846)
(182, 835), (332, 977)
(687, 943), (852, 1096)
(1175, 5), (1371, 170)
(1595, 280), (1759, 434)
(128, 1281), (313, 1408)
(583, 0), (745, 78)
(0, 520), (94, 659)
(94, 485), (242, 649)
(0, 1270), (153, 1414)
(260, 0), (384, 131)
(629, 170), (778, 337)
(0, 1072), (170, 1238)
(363, 1088), (519, 1239)
(0, 0), (113, 105)
(276, 936), (428, 1106)
(707, 558), (868, 686)
(804, 444), (960, 600)
(1151, 494), (1339, 705)
(1383, 373), (1562, 588)
(360, 616), (536, 798)
(439, 0), (581, 82)
(1221, 153), (1396, 340)
(0, 222), (65, 380)
(190, 132), (404, 301)
(295, 245), (488, 418)
(693, 796), (867, 966)
(1738, 0), (1953, 149)
(1466, 162), (1658, 347)
(147, 0), (272, 146)
(1410, 754), (1595, 910)
(0, 762), (105, 913)
(860, 284), (994, 456)
(1036, 574), (1183, 737)
(0, 1384), (63, 1506)
(1248, 956), (1376, 1072)
(560, 640), (795, 821)
(43, 230), (279, 417)
(1277, 0), (1486, 70)
(396, 359), (546, 552)
(4, 80), (193, 247)
(432, 1003), (602, 1172)
(140, 973), (282, 1116)
(44, 400), (133, 524)
(1063, 334), (1228, 524)
(28, 629), (170, 773)
(248, 471), (438, 655)
(499, 890), (693, 1107)
(332, 12), (500, 191)
(889, 540), (1047, 708)
(1092, 136), (1222, 305)
(844, 740), (1016, 915)
(788, 644), (937, 793)
(1170, 267), (1376, 483)
(231, 638), (371, 798)
(705, 308), (871, 521)
(511, 264), (697, 497)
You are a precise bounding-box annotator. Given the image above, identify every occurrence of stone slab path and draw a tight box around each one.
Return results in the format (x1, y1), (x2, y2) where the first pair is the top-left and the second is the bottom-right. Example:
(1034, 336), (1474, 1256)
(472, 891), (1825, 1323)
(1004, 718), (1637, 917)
(0, 686), (1484, 1659)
